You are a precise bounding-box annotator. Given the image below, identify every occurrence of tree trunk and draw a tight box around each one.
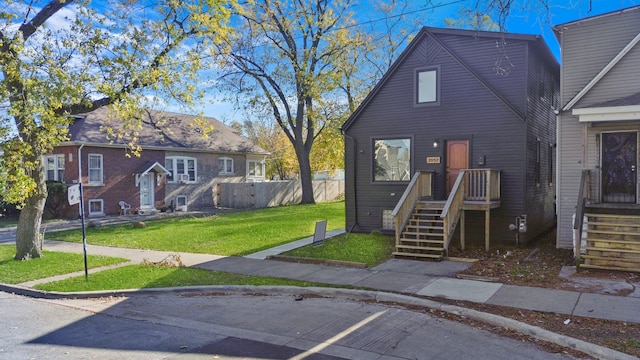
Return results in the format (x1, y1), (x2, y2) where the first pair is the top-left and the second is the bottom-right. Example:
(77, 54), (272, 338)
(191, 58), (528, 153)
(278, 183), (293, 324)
(296, 146), (315, 204)
(14, 167), (48, 260)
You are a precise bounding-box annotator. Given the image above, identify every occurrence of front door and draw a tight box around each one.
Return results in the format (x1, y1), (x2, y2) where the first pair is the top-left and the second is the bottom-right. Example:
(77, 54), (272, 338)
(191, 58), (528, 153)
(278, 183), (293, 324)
(139, 173), (155, 208)
(601, 131), (637, 203)
(446, 140), (469, 195)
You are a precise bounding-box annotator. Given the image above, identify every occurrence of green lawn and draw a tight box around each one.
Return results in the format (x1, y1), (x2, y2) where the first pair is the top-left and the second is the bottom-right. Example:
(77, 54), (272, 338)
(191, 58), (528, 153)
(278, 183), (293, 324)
(283, 232), (395, 267)
(50, 202), (345, 256)
(0, 244), (127, 284)
(2, 201), (397, 292)
(34, 264), (331, 292)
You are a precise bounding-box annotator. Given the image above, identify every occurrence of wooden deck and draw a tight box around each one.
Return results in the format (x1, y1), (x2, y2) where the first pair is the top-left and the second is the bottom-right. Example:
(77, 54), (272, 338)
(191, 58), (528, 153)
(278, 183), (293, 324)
(393, 170), (501, 260)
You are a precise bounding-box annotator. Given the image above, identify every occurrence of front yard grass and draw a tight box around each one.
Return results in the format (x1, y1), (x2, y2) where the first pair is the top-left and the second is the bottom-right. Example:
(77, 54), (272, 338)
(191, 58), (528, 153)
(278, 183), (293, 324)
(283, 232), (395, 267)
(0, 244), (127, 284)
(50, 202), (344, 256)
(34, 264), (332, 292)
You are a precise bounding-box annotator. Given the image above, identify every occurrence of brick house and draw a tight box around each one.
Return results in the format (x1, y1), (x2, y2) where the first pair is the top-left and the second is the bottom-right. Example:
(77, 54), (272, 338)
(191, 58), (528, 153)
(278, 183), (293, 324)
(45, 107), (267, 217)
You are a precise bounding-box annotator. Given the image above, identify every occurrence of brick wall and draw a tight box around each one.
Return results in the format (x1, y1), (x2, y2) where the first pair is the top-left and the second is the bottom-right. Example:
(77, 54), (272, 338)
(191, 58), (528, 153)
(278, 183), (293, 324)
(80, 146), (165, 215)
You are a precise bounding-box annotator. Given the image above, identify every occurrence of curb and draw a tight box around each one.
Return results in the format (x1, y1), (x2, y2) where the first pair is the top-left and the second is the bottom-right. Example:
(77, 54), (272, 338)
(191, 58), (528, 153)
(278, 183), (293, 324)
(1, 283), (635, 360)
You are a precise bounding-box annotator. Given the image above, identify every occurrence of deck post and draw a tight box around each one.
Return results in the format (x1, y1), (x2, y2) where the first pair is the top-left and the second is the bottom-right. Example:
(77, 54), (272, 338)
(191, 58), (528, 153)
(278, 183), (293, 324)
(460, 210), (466, 250)
(484, 209), (491, 251)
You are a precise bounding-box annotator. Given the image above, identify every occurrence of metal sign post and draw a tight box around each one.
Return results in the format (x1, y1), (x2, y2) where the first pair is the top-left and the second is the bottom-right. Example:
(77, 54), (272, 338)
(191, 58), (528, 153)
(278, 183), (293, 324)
(68, 183), (88, 281)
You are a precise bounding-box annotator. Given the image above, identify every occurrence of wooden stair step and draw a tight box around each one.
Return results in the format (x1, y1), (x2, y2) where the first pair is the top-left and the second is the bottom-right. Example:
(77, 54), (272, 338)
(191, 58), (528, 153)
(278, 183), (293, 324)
(399, 238), (445, 244)
(579, 263), (640, 273)
(396, 245), (444, 251)
(584, 247), (640, 255)
(401, 231), (444, 237)
(405, 225), (444, 234)
(399, 241), (445, 246)
(580, 253), (640, 264)
(586, 221), (640, 228)
(585, 213), (640, 220)
(409, 218), (443, 223)
(584, 212), (640, 219)
(586, 230), (640, 237)
(586, 238), (640, 245)
(392, 251), (443, 260)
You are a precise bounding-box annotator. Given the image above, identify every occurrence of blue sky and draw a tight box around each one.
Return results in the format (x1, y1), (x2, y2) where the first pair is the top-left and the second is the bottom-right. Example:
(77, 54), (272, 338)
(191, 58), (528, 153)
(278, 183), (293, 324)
(194, 1), (640, 120)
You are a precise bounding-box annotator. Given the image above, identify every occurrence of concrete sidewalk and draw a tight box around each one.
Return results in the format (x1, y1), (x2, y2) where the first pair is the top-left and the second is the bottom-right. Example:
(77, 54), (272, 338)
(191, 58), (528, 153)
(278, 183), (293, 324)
(2, 226), (638, 326)
(3, 226), (640, 359)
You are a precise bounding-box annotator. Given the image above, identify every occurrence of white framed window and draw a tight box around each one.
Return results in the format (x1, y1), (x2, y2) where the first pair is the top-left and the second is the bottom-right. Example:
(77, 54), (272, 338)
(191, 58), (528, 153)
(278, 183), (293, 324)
(247, 159), (264, 178)
(219, 157), (234, 175)
(416, 67), (439, 104)
(88, 154), (103, 184)
(165, 156), (197, 183)
(88, 199), (104, 216)
(43, 154), (65, 181)
(176, 195), (187, 208)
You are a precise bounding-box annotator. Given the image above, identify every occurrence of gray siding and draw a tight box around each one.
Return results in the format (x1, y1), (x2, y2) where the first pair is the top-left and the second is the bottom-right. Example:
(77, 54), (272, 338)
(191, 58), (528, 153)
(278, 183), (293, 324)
(555, 7), (640, 248)
(524, 46), (559, 241)
(165, 151), (246, 211)
(556, 113), (583, 248)
(344, 28), (559, 245)
(557, 8), (640, 108)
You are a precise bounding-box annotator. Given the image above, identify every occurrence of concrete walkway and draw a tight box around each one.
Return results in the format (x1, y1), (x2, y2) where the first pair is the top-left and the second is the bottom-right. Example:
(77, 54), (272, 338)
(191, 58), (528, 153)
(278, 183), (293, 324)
(1, 224), (638, 326)
(3, 220), (640, 359)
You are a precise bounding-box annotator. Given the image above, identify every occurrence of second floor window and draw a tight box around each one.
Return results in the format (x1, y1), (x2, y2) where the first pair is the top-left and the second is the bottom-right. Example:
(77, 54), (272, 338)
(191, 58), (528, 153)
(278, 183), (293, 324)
(44, 154), (65, 181)
(88, 154), (103, 184)
(416, 67), (439, 104)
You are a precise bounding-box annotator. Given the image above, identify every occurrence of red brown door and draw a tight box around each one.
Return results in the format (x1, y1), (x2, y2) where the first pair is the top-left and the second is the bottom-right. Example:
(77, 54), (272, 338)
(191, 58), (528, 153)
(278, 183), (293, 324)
(446, 140), (469, 195)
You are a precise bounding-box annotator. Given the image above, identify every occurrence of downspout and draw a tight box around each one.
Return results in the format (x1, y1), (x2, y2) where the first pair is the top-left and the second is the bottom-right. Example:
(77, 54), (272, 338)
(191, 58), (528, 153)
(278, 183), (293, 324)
(77, 144), (84, 217)
(340, 128), (359, 233)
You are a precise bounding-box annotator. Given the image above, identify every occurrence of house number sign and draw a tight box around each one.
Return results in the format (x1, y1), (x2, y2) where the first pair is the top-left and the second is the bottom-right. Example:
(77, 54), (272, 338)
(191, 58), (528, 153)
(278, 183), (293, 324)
(426, 157), (441, 164)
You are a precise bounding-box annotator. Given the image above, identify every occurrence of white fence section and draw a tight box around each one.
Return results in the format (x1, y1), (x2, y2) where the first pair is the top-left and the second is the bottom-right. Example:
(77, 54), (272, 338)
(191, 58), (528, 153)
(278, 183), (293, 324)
(215, 180), (345, 209)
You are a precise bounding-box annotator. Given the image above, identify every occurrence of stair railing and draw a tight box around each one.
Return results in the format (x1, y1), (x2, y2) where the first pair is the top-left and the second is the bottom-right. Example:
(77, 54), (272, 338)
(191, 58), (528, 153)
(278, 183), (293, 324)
(440, 171), (466, 252)
(573, 169), (590, 268)
(464, 169), (501, 202)
(392, 171), (434, 245)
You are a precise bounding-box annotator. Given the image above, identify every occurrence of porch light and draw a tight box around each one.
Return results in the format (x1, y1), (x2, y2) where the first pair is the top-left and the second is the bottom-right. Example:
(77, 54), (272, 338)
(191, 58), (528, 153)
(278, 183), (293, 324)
(433, 139), (439, 148)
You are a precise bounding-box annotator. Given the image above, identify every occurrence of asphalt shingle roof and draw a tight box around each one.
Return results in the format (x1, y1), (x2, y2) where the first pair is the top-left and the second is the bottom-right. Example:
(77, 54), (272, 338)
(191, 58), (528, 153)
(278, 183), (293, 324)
(67, 107), (267, 154)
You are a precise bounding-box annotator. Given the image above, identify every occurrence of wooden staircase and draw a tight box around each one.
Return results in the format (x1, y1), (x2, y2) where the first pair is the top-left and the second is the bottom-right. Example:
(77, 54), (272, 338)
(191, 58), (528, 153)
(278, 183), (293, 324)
(582, 211), (640, 273)
(393, 201), (446, 260)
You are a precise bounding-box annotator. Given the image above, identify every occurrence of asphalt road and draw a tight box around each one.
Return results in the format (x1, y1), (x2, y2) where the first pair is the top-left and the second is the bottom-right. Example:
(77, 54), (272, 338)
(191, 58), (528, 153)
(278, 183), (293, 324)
(0, 290), (574, 360)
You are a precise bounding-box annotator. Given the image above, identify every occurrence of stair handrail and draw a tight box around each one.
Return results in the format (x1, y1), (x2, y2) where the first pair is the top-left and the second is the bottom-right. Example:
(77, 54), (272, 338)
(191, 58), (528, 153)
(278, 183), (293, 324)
(392, 171), (434, 245)
(573, 169), (590, 268)
(440, 171), (466, 252)
(464, 169), (501, 202)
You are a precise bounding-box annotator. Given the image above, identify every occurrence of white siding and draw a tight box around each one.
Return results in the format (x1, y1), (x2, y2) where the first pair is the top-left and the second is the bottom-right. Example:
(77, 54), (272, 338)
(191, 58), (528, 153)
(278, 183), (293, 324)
(557, 114), (584, 248)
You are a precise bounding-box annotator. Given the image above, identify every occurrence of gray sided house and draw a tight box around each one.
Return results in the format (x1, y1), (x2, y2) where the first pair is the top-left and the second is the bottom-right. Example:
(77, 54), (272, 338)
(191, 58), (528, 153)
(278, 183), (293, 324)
(554, 6), (640, 272)
(342, 27), (559, 259)
(46, 107), (267, 217)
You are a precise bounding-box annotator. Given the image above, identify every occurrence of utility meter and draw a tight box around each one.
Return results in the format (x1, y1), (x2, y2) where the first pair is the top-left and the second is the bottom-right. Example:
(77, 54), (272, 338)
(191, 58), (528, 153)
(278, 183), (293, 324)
(518, 215), (527, 233)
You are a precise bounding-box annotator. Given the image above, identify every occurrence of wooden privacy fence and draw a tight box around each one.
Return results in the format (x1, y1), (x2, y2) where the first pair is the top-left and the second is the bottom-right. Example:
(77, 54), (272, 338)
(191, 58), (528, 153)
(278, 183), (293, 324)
(215, 180), (345, 209)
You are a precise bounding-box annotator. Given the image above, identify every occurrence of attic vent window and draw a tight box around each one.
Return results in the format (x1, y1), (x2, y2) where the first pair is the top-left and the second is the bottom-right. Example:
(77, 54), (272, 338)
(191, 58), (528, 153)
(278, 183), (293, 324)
(416, 67), (439, 104)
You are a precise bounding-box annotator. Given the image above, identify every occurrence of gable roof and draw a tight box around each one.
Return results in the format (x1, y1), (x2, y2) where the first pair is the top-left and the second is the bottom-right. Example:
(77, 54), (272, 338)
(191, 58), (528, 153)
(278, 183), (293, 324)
(66, 107), (268, 155)
(341, 26), (557, 131)
(554, 6), (640, 111)
(553, 5), (640, 29)
(561, 32), (640, 111)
